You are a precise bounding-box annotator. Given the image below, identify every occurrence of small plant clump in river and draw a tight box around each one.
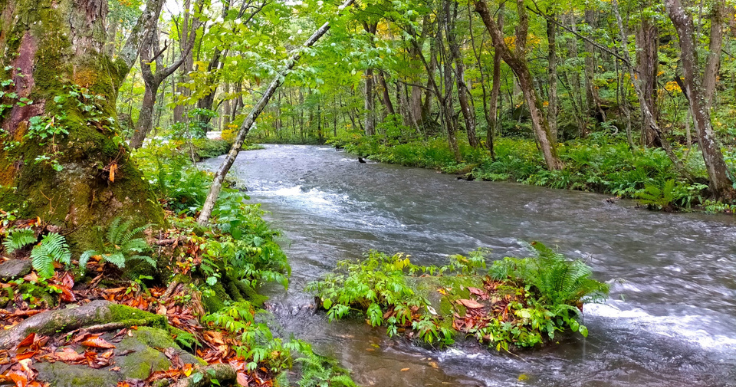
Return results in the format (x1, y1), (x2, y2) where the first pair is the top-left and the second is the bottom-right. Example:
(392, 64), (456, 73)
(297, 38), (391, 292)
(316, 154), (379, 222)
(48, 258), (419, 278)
(307, 243), (609, 351)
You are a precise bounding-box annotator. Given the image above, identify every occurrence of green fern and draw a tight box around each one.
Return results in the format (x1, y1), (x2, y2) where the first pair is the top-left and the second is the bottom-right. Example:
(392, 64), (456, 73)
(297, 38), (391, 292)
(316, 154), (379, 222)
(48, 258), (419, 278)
(491, 242), (609, 308)
(3, 228), (37, 253)
(635, 179), (680, 209)
(81, 217), (154, 271)
(30, 233), (71, 278)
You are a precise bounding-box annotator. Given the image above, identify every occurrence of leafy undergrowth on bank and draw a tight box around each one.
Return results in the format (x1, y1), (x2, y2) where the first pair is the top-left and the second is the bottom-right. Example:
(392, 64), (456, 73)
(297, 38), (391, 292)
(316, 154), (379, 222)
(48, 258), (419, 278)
(331, 133), (736, 213)
(308, 243), (608, 352)
(0, 144), (354, 387)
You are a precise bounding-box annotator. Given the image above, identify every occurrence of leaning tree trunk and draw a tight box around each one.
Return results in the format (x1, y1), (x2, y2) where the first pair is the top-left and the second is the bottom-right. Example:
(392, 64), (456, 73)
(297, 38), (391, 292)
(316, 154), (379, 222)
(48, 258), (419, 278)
(474, 0), (561, 170)
(0, 0), (164, 249)
(664, 0), (734, 198)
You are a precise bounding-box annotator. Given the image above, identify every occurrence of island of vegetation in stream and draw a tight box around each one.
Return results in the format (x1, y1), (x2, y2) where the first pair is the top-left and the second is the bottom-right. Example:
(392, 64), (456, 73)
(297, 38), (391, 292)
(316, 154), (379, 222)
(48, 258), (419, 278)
(308, 243), (609, 351)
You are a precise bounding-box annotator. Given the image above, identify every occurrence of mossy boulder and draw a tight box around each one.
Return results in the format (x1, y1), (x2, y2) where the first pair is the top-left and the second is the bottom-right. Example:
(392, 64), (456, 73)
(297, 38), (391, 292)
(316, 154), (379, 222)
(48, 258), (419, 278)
(35, 327), (206, 386)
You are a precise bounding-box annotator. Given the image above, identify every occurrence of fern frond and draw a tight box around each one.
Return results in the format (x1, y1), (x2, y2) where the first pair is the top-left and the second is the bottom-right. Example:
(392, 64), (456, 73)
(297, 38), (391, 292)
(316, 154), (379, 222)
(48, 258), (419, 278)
(104, 252), (126, 268)
(41, 233), (71, 265)
(122, 238), (149, 254)
(3, 228), (37, 253)
(30, 233), (71, 278)
(31, 246), (55, 278)
(127, 255), (156, 267)
(121, 224), (152, 246)
(106, 217), (122, 244)
(79, 250), (98, 273)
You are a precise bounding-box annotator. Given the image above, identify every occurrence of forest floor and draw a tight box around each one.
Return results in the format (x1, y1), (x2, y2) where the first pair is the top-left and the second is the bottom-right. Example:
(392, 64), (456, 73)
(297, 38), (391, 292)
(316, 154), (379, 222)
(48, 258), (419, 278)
(0, 140), (353, 387)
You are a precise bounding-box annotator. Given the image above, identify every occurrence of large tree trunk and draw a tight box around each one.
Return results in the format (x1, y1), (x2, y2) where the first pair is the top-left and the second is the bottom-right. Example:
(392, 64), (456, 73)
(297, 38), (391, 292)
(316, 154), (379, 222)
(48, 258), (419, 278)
(173, 0), (193, 124)
(446, 0), (478, 147)
(130, 16), (198, 149)
(474, 0), (561, 170)
(440, 0), (460, 161)
(0, 0), (164, 249)
(547, 14), (558, 143)
(583, 9), (602, 118)
(635, 14), (659, 146)
(377, 71), (395, 115)
(703, 1), (725, 111)
(129, 85), (159, 148)
(664, 0), (734, 198)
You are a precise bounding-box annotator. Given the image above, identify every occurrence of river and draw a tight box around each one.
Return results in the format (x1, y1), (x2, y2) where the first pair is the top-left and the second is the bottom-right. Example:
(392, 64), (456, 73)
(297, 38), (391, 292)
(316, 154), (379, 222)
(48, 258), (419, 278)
(201, 144), (736, 387)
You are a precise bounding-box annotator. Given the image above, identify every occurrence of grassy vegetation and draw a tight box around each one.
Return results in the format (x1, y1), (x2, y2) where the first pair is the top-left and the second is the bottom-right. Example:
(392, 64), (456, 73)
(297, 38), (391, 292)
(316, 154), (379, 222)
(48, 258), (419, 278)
(307, 242), (608, 351)
(330, 131), (732, 212)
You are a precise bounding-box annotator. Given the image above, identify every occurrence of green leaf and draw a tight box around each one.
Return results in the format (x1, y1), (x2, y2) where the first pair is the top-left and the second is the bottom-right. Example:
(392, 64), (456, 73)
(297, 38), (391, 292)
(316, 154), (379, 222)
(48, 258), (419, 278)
(579, 325), (588, 338)
(322, 298), (332, 310)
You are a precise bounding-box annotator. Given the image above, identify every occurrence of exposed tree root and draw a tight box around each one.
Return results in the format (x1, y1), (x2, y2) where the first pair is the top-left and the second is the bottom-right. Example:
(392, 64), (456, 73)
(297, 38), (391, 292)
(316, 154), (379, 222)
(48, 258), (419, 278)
(0, 300), (165, 350)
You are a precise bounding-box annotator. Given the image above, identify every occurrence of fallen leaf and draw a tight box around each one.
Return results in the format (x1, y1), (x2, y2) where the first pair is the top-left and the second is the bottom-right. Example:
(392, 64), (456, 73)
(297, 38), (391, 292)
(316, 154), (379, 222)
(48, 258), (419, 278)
(428, 361), (439, 369)
(236, 372), (249, 386)
(15, 351), (37, 360)
(457, 299), (484, 309)
(8, 371), (27, 387)
(17, 333), (35, 349)
(400, 368), (410, 372)
(81, 336), (116, 349)
(55, 348), (84, 362)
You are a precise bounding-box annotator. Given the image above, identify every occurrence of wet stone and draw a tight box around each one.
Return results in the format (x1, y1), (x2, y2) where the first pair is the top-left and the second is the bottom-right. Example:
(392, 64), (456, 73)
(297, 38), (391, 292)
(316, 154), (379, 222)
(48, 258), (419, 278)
(0, 259), (32, 280)
(35, 327), (206, 386)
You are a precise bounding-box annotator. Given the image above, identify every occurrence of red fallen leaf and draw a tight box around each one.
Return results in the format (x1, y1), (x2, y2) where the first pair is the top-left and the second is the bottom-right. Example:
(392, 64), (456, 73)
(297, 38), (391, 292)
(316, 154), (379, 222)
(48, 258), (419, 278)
(457, 299), (484, 309)
(55, 348), (85, 362)
(8, 371), (28, 387)
(61, 272), (74, 289)
(14, 351), (37, 360)
(23, 272), (39, 283)
(80, 336), (116, 349)
(236, 372), (249, 386)
(17, 333), (35, 349)
(468, 287), (486, 298)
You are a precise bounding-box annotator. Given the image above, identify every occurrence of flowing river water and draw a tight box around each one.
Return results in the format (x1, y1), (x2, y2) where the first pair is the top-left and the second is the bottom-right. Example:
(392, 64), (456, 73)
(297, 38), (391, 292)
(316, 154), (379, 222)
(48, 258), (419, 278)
(201, 144), (736, 387)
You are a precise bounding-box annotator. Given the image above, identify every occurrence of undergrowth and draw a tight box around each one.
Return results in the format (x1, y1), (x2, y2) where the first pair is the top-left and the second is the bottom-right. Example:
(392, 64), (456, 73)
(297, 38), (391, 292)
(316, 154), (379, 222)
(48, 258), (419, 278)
(308, 243), (608, 352)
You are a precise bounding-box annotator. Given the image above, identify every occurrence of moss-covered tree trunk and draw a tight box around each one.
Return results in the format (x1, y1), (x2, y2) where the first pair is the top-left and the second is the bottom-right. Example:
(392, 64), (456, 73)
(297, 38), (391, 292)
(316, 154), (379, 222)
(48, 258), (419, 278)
(0, 0), (164, 249)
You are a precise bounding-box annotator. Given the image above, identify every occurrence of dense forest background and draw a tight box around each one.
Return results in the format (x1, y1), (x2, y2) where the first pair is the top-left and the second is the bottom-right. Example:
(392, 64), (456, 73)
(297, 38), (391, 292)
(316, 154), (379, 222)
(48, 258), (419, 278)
(107, 0), (736, 210)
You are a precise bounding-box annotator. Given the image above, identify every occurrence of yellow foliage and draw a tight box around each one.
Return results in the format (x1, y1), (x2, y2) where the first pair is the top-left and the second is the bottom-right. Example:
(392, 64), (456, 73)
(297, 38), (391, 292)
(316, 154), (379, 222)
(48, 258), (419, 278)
(664, 81), (681, 93)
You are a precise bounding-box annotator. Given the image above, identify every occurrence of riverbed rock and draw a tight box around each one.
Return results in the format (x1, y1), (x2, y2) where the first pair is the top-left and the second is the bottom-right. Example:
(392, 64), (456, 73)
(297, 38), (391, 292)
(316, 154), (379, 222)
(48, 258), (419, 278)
(0, 259), (32, 280)
(35, 327), (206, 386)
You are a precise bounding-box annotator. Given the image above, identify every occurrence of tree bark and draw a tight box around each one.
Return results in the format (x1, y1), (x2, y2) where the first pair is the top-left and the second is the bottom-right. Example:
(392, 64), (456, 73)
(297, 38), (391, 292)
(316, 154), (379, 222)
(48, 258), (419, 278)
(377, 71), (396, 115)
(129, 15), (199, 149)
(446, 0), (478, 147)
(612, 0), (695, 183)
(547, 14), (558, 143)
(703, 1), (725, 111)
(664, 0), (733, 198)
(0, 0), (164, 248)
(583, 9), (601, 118)
(635, 13), (659, 145)
(363, 22), (378, 136)
(474, 0), (561, 170)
